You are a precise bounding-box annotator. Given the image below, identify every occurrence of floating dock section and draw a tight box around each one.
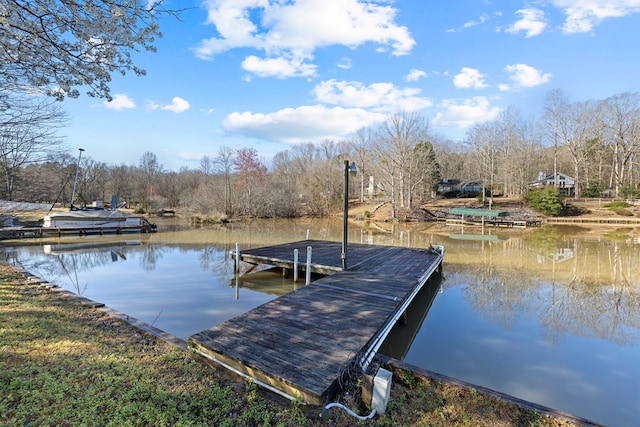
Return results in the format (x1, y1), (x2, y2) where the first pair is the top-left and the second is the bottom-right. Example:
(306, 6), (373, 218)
(189, 240), (444, 405)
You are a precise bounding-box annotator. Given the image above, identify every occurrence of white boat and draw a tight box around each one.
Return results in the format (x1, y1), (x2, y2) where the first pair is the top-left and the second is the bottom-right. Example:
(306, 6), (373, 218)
(43, 207), (156, 233)
(41, 149), (156, 234)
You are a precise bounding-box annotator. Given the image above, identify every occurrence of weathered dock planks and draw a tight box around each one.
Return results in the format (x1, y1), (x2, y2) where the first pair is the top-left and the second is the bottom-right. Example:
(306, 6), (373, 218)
(189, 239), (444, 405)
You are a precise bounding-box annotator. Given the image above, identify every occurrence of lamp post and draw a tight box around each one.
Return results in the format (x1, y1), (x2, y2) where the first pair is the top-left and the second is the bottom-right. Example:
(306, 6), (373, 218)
(342, 160), (357, 270)
(70, 148), (85, 207)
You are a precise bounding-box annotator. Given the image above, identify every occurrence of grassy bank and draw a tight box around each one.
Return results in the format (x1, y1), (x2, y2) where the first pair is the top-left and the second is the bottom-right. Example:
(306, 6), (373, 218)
(0, 263), (579, 426)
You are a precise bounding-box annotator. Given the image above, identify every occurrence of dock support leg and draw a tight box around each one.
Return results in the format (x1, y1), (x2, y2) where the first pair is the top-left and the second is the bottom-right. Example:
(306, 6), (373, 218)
(293, 249), (299, 282)
(305, 246), (312, 285)
(399, 311), (408, 325)
(234, 242), (240, 273)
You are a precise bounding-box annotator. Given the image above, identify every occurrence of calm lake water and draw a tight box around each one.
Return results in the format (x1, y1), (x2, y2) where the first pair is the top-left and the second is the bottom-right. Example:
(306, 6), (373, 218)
(3, 218), (639, 427)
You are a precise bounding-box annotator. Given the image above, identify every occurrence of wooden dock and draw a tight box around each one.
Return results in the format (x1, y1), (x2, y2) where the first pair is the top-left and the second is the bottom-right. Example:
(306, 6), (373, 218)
(188, 240), (444, 405)
(0, 225), (153, 240)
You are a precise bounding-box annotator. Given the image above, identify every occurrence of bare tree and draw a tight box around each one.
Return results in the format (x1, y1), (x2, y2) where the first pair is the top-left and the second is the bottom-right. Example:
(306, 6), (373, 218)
(347, 127), (375, 202)
(268, 150), (301, 217)
(556, 100), (599, 199)
(214, 146), (235, 215)
(431, 135), (466, 180)
(78, 158), (109, 206)
(233, 148), (267, 217)
(0, 92), (66, 199)
(139, 151), (163, 209)
(599, 92), (640, 196)
(466, 122), (498, 207)
(544, 89), (571, 188)
(496, 107), (545, 197)
(375, 111), (430, 215)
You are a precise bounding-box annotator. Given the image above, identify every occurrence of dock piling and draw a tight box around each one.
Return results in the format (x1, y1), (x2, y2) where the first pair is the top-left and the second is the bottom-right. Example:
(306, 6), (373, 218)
(234, 243), (240, 272)
(305, 246), (312, 285)
(293, 249), (299, 282)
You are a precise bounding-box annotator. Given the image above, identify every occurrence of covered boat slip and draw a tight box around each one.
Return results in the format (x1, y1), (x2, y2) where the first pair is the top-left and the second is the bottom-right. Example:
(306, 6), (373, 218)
(188, 240), (444, 405)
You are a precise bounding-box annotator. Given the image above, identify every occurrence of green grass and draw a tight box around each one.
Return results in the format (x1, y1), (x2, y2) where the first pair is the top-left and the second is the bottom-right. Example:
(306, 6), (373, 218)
(0, 264), (579, 426)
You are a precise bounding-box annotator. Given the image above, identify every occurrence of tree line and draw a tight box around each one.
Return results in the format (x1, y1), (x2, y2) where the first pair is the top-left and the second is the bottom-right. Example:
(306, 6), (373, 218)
(3, 90), (639, 220)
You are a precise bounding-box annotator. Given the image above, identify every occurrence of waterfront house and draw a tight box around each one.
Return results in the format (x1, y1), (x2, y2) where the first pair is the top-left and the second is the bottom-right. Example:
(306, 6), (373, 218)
(531, 172), (576, 197)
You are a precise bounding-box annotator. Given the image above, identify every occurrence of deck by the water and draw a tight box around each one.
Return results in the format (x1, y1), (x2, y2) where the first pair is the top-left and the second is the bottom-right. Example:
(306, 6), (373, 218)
(0, 225), (152, 240)
(189, 240), (444, 405)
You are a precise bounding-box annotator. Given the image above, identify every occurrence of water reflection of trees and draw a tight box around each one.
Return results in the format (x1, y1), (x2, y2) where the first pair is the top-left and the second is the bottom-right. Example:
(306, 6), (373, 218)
(20, 244), (143, 295)
(449, 231), (640, 346)
(540, 275), (640, 346)
(460, 263), (539, 330)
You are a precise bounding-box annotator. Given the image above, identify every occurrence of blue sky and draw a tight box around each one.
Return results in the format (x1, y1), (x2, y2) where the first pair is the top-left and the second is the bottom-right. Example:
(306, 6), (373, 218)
(62, 0), (640, 171)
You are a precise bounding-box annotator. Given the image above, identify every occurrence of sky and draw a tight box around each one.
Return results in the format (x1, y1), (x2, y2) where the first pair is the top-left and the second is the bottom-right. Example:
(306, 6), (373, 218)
(61, 0), (640, 171)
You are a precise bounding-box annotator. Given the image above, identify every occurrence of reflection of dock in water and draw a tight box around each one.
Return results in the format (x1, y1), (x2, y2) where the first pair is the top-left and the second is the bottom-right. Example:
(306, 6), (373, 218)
(189, 239), (444, 405)
(378, 270), (442, 361)
(449, 233), (501, 241)
(229, 268), (304, 297)
(43, 239), (143, 255)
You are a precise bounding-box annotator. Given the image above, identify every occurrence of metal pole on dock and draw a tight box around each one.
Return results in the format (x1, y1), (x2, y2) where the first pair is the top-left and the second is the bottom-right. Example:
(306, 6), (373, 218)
(342, 160), (357, 270)
(306, 229), (310, 240)
(234, 242), (240, 273)
(70, 148), (85, 207)
(293, 249), (299, 282)
(305, 246), (312, 285)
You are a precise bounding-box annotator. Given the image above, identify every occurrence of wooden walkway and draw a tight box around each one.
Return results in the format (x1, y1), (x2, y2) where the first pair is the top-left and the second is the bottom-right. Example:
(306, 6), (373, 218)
(0, 225), (153, 240)
(188, 240), (444, 405)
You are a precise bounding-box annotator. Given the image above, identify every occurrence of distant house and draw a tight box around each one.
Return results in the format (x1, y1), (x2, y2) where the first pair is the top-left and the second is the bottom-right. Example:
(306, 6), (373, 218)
(531, 172), (576, 197)
(437, 179), (484, 197)
(436, 178), (461, 194)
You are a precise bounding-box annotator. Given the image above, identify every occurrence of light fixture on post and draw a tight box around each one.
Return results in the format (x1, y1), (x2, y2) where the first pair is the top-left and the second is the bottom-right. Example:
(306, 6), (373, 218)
(342, 160), (357, 270)
(70, 148), (85, 208)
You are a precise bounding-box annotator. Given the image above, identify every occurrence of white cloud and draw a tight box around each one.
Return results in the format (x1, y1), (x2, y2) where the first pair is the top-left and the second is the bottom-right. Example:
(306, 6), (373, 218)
(504, 64), (552, 87)
(163, 97), (191, 113)
(223, 105), (386, 143)
(241, 55), (317, 78)
(506, 8), (547, 37)
(147, 97), (191, 113)
(463, 13), (489, 29)
(103, 94), (135, 110)
(195, 0), (415, 77)
(336, 57), (352, 70)
(453, 67), (488, 89)
(406, 69), (427, 82)
(553, 0), (640, 33)
(447, 13), (490, 32)
(433, 96), (502, 128)
(312, 79), (432, 111)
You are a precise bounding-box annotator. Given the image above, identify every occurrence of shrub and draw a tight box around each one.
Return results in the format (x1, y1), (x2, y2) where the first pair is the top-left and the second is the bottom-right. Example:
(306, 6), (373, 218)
(525, 187), (563, 216)
(604, 201), (634, 216)
(582, 182), (603, 198)
(604, 201), (631, 211)
(619, 185), (640, 199)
